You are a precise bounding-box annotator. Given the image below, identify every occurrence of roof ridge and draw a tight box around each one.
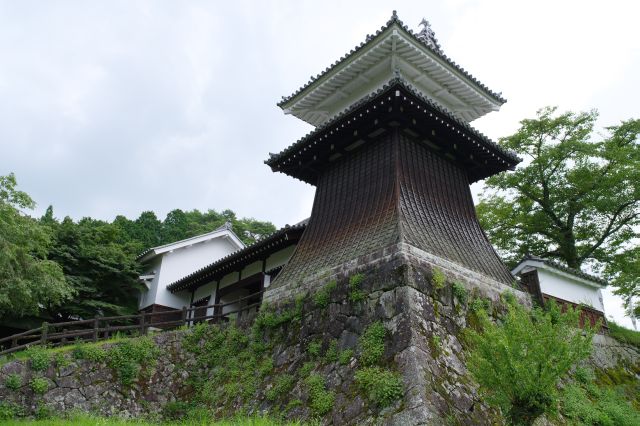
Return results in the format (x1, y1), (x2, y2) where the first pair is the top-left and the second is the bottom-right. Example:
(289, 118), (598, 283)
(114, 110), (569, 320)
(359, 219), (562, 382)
(278, 11), (506, 109)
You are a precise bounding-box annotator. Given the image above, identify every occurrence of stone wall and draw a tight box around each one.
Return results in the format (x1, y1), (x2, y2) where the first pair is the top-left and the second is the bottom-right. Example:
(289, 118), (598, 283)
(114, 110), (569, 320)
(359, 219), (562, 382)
(0, 250), (638, 425)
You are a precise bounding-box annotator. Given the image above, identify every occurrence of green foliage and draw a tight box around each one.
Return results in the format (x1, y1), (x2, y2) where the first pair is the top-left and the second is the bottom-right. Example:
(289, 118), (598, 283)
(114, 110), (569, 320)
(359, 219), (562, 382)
(53, 352), (70, 369)
(355, 366), (404, 407)
(254, 304), (300, 332)
(431, 268), (446, 290)
(476, 108), (640, 313)
(0, 174), (72, 319)
(4, 373), (21, 390)
(299, 361), (315, 377)
(26, 346), (51, 372)
(560, 382), (640, 425)
(106, 336), (159, 386)
(161, 401), (191, 420)
(359, 322), (386, 367)
(183, 323), (275, 411)
(469, 297), (491, 313)
(305, 373), (335, 416)
(307, 340), (322, 359)
(452, 282), (467, 304)
(429, 335), (442, 357)
(266, 374), (296, 401)
(72, 341), (107, 363)
(338, 349), (354, 366)
(348, 273), (366, 303)
(465, 301), (594, 425)
(323, 340), (338, 363)
(608, 320), (640, 349)
(314, 280), (337, 308)
(29, 377), (49, 394)
(0, 401), (25, 420)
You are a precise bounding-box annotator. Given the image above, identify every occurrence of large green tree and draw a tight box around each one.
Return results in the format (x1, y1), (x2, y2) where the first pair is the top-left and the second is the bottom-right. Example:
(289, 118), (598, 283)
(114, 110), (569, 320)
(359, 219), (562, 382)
(0, 174), (73, 319)
(477, 107), (639, 315)
(44, 214), (144, 321)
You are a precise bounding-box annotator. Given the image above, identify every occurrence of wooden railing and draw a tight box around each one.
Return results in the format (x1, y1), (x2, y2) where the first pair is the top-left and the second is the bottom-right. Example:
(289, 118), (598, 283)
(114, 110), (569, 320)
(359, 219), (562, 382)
(0, 290), (264, 356)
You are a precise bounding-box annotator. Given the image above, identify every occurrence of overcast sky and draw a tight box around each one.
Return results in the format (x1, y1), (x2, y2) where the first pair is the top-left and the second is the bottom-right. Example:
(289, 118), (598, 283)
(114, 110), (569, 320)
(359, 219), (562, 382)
(1, 0), (638, 326)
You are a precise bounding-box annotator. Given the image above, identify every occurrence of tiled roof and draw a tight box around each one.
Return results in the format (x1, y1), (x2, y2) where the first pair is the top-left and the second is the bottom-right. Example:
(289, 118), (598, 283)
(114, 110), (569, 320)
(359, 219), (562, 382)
(278, 11), (506, 109)
(267, 78), (520, 184)
(167, 220), (307, 293)
(522, 255), (608, 287)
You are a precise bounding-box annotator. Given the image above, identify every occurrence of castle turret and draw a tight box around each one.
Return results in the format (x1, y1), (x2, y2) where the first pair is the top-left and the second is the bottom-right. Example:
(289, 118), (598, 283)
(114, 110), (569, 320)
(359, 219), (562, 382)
(265, 12), (520, 302)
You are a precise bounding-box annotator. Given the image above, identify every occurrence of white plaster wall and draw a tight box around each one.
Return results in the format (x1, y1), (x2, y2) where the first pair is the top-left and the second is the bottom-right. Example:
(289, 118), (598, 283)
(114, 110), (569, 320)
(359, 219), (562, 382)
(138, 258), (162, 309)
(140, 237), (240, 310)
(537, 269), (604, 312)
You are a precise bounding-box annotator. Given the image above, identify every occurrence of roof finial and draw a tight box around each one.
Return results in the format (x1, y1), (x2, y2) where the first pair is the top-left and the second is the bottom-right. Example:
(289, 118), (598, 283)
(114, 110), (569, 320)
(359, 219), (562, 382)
(417, 18), (442, 52)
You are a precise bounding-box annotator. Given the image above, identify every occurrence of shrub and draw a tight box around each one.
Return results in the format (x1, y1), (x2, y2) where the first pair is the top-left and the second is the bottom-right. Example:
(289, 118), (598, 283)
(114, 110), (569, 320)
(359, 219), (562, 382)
(162, 401), (191, 420)
(26, 346), (51, 372)
(338, 349), (354, 366)
(360, 322), (386, 366)
(4, 373), (21, 390)
(305, 373), (335, 416)
(72, 342), (107, 362)
(266, 374), (296, 401)
(299, 361), (315, 377)
(30, 377), (49, 394)
(0, 402), (24, 420)
(452, 282), (467, 304)
(107, 336), (159, 386)
(314, 280), (337, 308)
(349, 273), (366, 303)
(561, 382), (640, 426)
(465, 301), (594, 426)
(431, 268), (446, 290)
(307, 340), (322, 359)
(469, 297), (491, 313)
(324, 340), (338, 363)
(355, 366), (403, 407)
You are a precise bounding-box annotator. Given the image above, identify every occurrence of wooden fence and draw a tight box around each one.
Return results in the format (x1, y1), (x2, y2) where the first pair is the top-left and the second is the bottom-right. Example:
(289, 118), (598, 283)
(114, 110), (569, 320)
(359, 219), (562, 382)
(0, 290), (264, 357)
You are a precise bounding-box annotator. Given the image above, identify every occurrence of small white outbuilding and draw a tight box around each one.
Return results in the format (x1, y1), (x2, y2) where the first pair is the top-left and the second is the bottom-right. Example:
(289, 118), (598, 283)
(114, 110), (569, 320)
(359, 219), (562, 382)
(136, 222), (245, 315)
(512, 256), (608, 331)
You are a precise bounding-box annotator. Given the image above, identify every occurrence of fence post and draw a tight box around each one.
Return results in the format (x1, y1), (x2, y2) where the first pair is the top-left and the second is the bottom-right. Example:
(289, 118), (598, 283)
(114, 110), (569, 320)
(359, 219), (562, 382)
(93, 316), (99, 342)
(40, 322), (48, 345)
(11, 337), (17, 348)
(181, 306), (188, 327)
(61, 328), (68, 345)
(139, 313), (146, 335)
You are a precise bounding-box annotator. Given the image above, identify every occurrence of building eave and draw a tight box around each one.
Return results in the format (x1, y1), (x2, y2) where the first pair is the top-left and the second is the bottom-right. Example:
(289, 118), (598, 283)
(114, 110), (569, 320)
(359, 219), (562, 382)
(512, 257), (607, 289)
(267, 79), (520, 185)
(278, 13), (505, 126)
(136, 225), (246, 263)
(167, 220), (308, 294)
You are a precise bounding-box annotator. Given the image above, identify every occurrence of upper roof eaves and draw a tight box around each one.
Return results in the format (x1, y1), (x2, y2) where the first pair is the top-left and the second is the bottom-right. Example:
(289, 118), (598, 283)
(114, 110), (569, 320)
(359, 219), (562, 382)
(278, 11), (506, 111)
(267, 78), (520, 180)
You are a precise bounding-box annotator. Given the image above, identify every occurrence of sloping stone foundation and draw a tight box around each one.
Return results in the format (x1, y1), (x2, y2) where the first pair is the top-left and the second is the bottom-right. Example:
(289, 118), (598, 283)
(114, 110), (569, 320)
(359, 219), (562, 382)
(1, 250), (638, 425)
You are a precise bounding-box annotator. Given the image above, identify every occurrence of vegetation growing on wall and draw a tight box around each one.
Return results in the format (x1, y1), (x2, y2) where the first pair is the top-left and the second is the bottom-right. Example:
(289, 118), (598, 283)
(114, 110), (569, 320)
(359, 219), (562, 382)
(465, 299), (596, 425)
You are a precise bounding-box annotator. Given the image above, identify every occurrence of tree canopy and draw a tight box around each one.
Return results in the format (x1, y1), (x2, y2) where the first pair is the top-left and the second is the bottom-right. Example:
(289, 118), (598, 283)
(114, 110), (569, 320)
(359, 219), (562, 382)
(0, 174), (73, 319)
(0, 173), (277, 324)
(477, 107), (639, 315)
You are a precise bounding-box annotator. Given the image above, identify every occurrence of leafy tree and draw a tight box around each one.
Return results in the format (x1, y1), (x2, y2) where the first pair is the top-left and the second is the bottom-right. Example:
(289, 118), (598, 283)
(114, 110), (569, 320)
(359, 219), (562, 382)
(45, 215), (143, 320)
(477, 107), (639, 314)
(465, 300), (594, 425)
(0, 174), (73, 318)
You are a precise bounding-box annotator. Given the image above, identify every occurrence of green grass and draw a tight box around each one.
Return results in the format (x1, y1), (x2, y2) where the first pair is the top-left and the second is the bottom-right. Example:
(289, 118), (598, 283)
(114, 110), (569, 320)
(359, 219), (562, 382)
(608, 321), (640, 349)
(1, 413), (311, 425)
